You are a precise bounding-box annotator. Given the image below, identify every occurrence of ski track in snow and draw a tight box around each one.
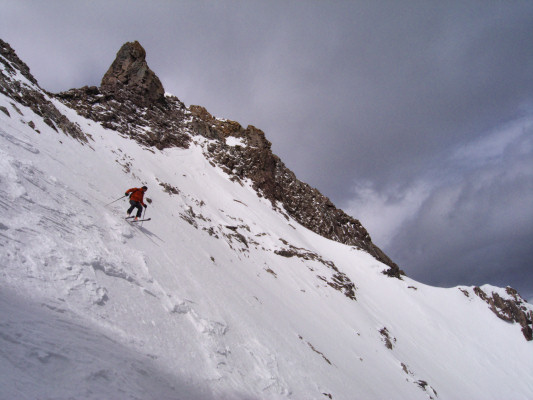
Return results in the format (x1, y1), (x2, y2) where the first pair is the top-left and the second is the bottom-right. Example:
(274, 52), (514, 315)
(1, 75), (533, 400)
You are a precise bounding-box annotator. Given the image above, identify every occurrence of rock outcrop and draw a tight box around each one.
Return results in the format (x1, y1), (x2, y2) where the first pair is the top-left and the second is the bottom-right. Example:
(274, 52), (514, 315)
(58, 41), (189, 149)
(0, 39), (37, 86)
(101, 41), (165, 107)
(58, 85), (190, 149)
(473, 286), (533, 341)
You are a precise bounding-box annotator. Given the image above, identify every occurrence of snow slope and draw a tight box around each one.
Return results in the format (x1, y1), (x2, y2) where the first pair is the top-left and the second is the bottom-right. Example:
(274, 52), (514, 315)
(1, 61), (532, 400)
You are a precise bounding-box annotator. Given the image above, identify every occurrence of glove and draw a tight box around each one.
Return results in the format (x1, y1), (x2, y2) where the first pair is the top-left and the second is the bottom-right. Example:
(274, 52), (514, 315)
(125, 192), (128, 196)
(143, 204), (148, 208)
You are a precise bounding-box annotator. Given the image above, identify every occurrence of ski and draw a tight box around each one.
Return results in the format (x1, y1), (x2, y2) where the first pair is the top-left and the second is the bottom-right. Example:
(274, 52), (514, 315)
(129, 218), (151, 223)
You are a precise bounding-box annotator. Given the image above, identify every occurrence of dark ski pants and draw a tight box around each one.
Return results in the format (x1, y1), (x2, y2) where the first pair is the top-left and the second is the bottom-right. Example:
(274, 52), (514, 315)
(127, 200), (143, 218)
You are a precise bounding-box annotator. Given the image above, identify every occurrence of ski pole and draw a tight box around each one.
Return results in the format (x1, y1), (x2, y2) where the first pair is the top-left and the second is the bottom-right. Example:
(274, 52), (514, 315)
(105, 194), (128, 206)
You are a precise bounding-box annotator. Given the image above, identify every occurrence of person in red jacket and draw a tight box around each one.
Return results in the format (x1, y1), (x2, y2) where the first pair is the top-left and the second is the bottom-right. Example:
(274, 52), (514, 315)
(125, 186), (147, 220)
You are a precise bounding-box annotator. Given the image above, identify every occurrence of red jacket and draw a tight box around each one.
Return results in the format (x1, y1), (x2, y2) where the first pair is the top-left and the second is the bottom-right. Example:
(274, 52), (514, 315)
(126, 187), (146, 206)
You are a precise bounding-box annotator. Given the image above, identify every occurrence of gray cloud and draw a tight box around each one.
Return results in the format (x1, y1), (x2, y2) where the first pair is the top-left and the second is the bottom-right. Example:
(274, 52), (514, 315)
(1, 1), (532, 298)
(348, 118), (533, 297)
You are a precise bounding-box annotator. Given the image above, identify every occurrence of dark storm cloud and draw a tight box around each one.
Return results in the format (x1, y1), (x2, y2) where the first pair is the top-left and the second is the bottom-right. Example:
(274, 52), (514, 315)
(1, 1), (532, 298)
(347, 118), (533, 297)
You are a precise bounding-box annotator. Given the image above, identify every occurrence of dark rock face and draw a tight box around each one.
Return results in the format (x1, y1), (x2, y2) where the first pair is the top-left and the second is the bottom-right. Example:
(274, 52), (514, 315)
(57, 85), (190, 149)
(474, 286), (533, 341)
(0, 39), (87, 142)
(100, 41), (165, 107)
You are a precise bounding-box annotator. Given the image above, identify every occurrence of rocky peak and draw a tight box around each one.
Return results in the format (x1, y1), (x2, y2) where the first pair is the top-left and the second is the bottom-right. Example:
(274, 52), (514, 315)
(100, 41), (165, 107)
(56, 40), (401, 276)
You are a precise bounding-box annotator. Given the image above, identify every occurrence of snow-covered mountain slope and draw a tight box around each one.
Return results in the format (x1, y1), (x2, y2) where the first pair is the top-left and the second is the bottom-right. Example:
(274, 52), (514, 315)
(1, 40), (532, 400)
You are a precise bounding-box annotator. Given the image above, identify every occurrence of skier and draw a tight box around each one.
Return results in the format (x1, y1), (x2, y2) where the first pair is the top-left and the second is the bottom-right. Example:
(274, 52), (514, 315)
(125, 185), (148, 221)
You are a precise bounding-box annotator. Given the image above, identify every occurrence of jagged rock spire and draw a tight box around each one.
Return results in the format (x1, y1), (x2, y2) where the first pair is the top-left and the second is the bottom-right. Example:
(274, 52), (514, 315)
(101, 41), (165, 106)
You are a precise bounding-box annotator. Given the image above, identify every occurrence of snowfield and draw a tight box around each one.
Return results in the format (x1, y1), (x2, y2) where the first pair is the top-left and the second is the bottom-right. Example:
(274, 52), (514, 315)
(1, 70), (532, 399)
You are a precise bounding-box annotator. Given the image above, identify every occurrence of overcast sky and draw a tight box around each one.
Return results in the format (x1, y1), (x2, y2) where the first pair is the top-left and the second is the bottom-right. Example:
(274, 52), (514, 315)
(2, 1), (532, 300)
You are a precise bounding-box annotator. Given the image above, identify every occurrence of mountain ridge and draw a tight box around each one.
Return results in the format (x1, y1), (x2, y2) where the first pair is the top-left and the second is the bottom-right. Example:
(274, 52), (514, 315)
(1, 38), (532, 399)
(56, 40), (403, 278)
